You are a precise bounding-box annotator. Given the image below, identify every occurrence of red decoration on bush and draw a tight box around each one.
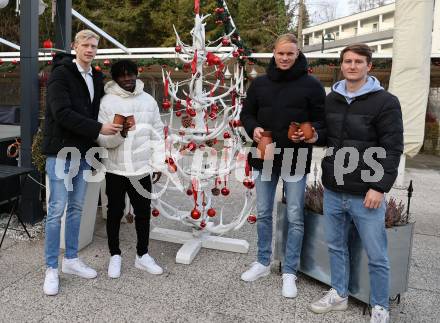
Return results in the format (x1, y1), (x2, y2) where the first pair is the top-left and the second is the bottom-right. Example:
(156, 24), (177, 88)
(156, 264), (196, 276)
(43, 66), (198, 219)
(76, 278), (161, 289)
(43, 39), (53, 49)
(207, 208), (216, 217)
(221, 187), (230, 196)
(162, 99), (171, 110)
(175, 45), (182, 53)
(94, 65), (102, 72)
(152, 209), (160, 217)
(247, 214), (257, 224)
(103, 59), (111, 66)
(191, 208), (201, 220)
(221, 37), (230, 46)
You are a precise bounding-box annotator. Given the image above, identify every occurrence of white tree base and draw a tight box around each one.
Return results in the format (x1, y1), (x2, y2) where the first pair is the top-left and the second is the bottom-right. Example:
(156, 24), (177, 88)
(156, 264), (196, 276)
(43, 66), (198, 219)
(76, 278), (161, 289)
(150, 227), (249, 264)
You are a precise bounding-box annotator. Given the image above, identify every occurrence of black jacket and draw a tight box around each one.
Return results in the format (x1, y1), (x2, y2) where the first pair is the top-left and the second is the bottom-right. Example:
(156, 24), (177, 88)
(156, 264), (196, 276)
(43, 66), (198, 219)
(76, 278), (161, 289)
(240, 53), (326, 175)
(319, 89), (404, 194)
(42, 53), (104, 156)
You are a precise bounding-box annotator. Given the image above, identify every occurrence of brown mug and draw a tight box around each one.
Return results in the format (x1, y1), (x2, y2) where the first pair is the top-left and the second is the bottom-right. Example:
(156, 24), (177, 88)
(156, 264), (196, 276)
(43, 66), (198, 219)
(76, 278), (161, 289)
(299, 122), (314, 140)
(257, 131), (273, 160)
(288, 122), (299, 140)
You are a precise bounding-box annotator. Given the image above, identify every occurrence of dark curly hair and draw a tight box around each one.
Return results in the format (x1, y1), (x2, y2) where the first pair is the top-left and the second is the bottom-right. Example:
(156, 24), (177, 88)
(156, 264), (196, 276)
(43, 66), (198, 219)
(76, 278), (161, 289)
(110, 59), (138, 80)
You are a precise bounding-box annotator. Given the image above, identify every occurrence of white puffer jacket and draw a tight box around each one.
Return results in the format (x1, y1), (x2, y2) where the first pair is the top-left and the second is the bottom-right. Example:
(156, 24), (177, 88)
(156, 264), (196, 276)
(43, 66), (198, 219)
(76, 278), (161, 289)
(97, 79), (165, 176)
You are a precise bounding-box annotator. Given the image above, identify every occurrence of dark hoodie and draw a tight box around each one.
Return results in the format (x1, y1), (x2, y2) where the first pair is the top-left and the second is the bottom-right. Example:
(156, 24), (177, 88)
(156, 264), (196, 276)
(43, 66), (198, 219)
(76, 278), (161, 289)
(240, 52), (326, 176)
(42, 53), (104, 156)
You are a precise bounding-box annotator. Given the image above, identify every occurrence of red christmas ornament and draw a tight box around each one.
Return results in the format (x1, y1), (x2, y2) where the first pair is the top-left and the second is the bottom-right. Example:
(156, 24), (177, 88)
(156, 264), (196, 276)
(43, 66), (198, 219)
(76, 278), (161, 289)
(215, 20), (223, 25)
(162, 99), (171, 110)
(221, 187), (230, 196)
(209, 111), (217, 119)
(138, 67), (144, 73)
(215, 7), (225, 14)
(187, 142), (197, 151)
(191, 208), (201, 220)
(175, 45), (182, 53)
(247, 181), (255, 189)
(186, 188), (193, 196)
(94, 65), (102, 72)
(175, 111), (182, 117)
(103, 59), (111, 66)
(221, 37), (230, 46)
(232, 120), (242, 128)
(176, 100), (182, 109)
(232, 51), (239, 58)
(42, 39), (53, 49)
(247, 214), (257, 224)
(11, 59), (18, 65)
(243, 178), (253, 188)
(200, 220), (206, 228)
(187, 108), (196, 117)
(152, 209), (160, 217)
(0, 59), (4, 65)
(207, 208), (216, 217)
(211, 187), (220, 196)
(183, 63), (191, 73)
(223, 132), (231, 139)
(46, 60), (52, 65)
(211, 104), (219, 112)
(307, 67), (313, 74)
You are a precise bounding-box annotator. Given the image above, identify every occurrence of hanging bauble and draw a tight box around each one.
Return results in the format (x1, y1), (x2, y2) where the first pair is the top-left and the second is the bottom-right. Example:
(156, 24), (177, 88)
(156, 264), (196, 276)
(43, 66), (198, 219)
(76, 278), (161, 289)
(175, 110), (182, 117)
(247, 214), (257, 224)
(162, 98), (171, 110)
(138, 67), (144, 73)
(103, 59), (111, 66)
(187, 142), (197, 152)
(187, 108), (196, 117)
(208, 111), (217, 120)
(223, 132), (231, 139)
(243, 178), (253, 189)
(215, 7), (225, 14)
(221, 187), (230, 196)
(0, 59), (3, 65)
(232, 120), (242, 128)
(211, 104), (219, 113)
(152, 209), (160, 217)
(211, 187), (220, 196)
(191, 208), (201, 220)
(11, 59), (18, 65)
(207, 208), (216, 217)
(175, 45), (182, 53)
(232, 51), (239, 58)
(200, 220), (206, 228)
(176, 100), (182, 109)
(221, 37), (230, 46)
(186, 188), (193, 196)
(42, 39), (53, 49)
(94, 65), (102, 72)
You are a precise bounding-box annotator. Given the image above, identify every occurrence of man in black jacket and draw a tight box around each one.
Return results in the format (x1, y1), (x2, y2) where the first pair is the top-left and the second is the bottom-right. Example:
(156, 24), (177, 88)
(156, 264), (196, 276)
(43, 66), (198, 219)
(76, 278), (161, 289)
(240, 34), (325, 298)
(309, 44), (403, 323)
(42, 29), (122, 296)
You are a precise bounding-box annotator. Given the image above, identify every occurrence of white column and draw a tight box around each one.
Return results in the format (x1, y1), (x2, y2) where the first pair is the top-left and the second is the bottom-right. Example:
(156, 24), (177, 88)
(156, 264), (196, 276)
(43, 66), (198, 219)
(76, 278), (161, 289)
(432, 0), (440, 54)
(378, 14), (383, 31)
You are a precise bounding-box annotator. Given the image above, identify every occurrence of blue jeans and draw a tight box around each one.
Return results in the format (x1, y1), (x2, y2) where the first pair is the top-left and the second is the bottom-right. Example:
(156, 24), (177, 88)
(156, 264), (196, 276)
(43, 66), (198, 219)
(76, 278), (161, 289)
(323, 188), (389, 309)
(45, 156), (90, 268)
(255, 170), (306, 274)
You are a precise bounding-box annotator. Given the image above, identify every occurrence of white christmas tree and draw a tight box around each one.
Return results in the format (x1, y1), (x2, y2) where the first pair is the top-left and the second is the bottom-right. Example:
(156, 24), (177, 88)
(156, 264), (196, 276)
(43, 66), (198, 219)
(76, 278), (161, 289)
(150, 0), (256, 264)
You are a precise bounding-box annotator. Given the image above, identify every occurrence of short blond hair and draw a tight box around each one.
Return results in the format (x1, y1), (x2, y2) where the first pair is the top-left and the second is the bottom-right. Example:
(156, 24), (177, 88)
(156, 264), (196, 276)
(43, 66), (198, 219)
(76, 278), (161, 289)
(274, 33), (298, 49)
(74, 29), (100, 44)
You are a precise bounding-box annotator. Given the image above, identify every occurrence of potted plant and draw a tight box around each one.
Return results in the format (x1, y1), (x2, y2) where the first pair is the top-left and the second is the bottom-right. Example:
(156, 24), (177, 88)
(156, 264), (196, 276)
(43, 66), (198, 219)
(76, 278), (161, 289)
(274, 181), (415, 305)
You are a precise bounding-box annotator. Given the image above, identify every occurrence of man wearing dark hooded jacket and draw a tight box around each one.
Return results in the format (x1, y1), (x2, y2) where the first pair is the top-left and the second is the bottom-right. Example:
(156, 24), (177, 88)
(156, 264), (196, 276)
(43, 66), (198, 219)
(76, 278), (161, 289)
(240, 33), (325, 298)
(309, 44), (403, 323)
(42, 30), (121, 296)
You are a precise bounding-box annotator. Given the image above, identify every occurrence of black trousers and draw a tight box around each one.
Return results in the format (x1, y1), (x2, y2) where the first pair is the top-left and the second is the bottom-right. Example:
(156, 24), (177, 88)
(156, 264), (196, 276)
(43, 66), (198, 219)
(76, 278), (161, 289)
(105, 172), (151, 257)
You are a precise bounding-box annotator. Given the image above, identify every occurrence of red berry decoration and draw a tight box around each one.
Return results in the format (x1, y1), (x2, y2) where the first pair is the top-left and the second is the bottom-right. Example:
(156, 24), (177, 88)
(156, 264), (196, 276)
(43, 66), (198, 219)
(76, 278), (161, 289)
(209, 111), (217, 119)
(138, 67), (144, 73)
(211, 187), (220, 196)
(103, 59), (111, 66)
(186, 188), (193, 196)
(200, 220), (206, 228)
(175, 45), (182, 53)
(0, 59), (3, 65)
(94, 65), (102, 72)
(221, 187), (230, 196)
(215, 7), (225, 14)
(152, 209), (160, 217)
(176, 100), (182, 109)
(162, 99), (171, 110)
(207, 208), (216, 217)
(247, 181), (255, 189)
(187, 142), (197, 151)
(11, 59), (18, 65)
(223, 132), (231, 139)
(42, 39), (53, 49)
(243, 178), (252, 188)
(176, 111), (182, 117)
(211, 104), (219, 112)
(247, 214), (257, 224)
(191, 208), (201, 220)
(232, 51), (239, 58)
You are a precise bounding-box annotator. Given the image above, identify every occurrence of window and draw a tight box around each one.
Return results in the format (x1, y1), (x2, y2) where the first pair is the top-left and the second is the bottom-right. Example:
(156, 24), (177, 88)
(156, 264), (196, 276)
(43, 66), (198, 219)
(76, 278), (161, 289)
(372, 23), (378, 32)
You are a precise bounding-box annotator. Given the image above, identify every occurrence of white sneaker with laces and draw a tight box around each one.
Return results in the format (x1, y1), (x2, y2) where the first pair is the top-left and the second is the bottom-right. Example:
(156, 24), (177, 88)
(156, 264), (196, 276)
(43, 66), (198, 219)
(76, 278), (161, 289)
(43, 267), (59, 296)
(370, 305), (390, 323)
(108, 255), (122, 279)
(282, 273), (297, 298)
(61, 258), (97, 279)
(135, 253), (163, 275)
(309, 288), (348, 314)
(240, 262), (270, 282)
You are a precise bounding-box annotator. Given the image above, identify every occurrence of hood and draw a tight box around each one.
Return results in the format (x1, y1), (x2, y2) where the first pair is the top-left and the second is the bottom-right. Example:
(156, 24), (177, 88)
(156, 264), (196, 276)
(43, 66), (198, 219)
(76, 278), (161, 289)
(332, 76), (383, 104)
(104, 79), (145, 98)
(266, 51), (308, 82)
(51, 52), (76, 70)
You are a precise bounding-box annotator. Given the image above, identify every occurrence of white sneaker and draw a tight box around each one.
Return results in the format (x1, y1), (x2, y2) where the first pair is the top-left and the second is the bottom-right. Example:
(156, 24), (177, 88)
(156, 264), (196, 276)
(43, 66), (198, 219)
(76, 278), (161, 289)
(61, 258), (97, 279)
(135, 253), (163, 275)
(43, 267), (59, 296)
(309, 288), (348, 314)
(282, 273), (297, 298)
(371, 305), (390, 323)
(240, 262), (270, 282)
(108, 255), (122, 279)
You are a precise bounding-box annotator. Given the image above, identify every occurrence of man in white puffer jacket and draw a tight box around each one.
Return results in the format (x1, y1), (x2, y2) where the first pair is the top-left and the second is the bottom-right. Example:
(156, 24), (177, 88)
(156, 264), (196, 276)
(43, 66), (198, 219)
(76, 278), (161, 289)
(97, 60), (165, 278)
